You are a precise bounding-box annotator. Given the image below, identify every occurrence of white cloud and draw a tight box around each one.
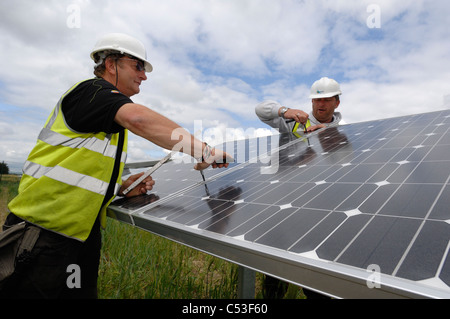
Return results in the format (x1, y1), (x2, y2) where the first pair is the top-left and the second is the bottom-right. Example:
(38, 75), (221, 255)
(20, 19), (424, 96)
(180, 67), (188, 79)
(1, 0), (449, 169)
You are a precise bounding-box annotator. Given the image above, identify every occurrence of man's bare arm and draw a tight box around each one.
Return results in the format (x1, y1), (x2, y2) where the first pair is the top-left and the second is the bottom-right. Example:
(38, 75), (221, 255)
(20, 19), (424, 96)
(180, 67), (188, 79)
(115, 103), (231, 169)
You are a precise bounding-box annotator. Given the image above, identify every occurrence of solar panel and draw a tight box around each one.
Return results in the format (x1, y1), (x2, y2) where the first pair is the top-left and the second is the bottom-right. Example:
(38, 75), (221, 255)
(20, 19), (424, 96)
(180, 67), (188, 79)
(108, 109), (450, 298)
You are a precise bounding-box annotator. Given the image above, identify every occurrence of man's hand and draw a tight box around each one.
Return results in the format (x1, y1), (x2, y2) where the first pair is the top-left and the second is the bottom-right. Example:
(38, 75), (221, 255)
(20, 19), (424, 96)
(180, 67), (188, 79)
(119, 172), (155, 197)
(194, 148), (234, 171)
(282, 108), (309, 124)
(305, 124), (326, 133)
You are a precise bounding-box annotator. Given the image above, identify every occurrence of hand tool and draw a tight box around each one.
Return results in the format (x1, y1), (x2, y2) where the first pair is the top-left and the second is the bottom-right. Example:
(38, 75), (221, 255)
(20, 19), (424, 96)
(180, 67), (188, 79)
(199, 169), (211, 197)
(122, 152), (172, 195)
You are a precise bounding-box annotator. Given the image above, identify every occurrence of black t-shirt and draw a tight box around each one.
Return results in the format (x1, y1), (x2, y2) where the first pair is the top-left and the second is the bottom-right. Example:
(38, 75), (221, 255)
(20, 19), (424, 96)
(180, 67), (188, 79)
(62, 78), (133, 133)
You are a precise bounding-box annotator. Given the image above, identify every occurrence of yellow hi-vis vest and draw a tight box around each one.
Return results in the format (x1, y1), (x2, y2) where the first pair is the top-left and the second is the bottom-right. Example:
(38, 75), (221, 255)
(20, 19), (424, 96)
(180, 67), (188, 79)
(292, 119), (311, 138)
(8, 80), (128, 242)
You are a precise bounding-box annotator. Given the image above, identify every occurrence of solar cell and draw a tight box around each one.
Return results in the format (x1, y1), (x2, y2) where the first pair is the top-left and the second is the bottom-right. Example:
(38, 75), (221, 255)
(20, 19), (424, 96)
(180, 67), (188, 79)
(109, 109), (450, 298)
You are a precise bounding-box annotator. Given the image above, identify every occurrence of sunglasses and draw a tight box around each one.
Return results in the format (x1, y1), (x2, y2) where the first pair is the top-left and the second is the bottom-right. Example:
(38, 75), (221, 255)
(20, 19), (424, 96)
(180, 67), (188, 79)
(119, 58), (145, 72)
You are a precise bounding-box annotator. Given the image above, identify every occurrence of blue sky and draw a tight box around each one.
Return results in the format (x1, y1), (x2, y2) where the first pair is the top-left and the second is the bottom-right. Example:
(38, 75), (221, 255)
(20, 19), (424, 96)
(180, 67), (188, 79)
(1, 0), (449, 173)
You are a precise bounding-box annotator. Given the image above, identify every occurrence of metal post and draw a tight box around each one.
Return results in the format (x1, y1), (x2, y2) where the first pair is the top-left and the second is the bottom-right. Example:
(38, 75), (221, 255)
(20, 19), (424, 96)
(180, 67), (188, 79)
(237, 266), (256, 299)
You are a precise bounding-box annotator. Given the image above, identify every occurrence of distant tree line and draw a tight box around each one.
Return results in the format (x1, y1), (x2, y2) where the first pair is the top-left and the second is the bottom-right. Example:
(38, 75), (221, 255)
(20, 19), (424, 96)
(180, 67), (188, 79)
(0, 161), (10, 181)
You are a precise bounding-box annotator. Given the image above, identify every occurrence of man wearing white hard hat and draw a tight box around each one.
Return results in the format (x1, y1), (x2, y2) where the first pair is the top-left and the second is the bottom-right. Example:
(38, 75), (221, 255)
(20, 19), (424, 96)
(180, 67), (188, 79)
(255, 77), (343, 134)
(1, 33), (231, 299)
(255, 77), (342, 299)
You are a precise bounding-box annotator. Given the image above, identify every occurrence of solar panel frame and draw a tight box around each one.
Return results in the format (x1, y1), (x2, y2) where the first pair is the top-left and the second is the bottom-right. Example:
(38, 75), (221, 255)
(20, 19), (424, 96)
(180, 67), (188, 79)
(108, 109), (450, 299)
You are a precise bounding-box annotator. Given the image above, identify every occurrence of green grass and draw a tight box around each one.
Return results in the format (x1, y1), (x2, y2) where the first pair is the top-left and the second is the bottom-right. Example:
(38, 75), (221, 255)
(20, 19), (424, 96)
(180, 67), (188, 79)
(99, 219), (240, 299)
(1, 176), (304, 299)
(0, 175), (21, 226)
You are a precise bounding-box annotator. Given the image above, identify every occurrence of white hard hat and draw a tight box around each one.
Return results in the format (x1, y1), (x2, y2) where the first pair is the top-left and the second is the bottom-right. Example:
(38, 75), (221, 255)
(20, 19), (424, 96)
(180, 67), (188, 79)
(309, 77), (342, 99)
(90, 33), (153, 72)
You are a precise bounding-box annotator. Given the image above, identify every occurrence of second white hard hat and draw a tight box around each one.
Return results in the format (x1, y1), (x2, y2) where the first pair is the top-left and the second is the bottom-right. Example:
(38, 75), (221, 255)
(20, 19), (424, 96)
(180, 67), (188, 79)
(309, 77), (342, 99)
(90, 33), (153, 72)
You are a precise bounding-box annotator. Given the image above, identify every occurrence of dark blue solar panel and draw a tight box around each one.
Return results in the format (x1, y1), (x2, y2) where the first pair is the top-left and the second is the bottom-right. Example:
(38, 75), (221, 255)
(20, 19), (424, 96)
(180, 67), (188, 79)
(110, 109), (450, 297)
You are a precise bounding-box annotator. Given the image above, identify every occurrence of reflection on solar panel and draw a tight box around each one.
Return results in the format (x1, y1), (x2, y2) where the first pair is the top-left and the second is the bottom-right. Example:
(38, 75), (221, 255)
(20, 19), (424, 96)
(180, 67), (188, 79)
(108, 109), (450, 298)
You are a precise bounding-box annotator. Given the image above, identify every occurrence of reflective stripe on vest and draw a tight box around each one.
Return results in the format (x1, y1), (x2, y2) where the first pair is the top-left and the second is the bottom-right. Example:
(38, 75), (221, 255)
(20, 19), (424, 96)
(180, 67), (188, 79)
(8, 79), (128, 241)
(38, 127), (121, 158)
(22, 161), (121, 196)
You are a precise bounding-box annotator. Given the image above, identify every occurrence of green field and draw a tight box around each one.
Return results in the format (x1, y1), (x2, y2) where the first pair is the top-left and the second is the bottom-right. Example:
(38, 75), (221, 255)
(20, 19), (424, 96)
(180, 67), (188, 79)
(1, 176), (304, 299)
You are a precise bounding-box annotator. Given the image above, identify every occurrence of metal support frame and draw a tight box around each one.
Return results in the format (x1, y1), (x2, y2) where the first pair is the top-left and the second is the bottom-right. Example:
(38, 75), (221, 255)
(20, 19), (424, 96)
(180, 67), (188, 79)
(237, 266), (256, 299)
